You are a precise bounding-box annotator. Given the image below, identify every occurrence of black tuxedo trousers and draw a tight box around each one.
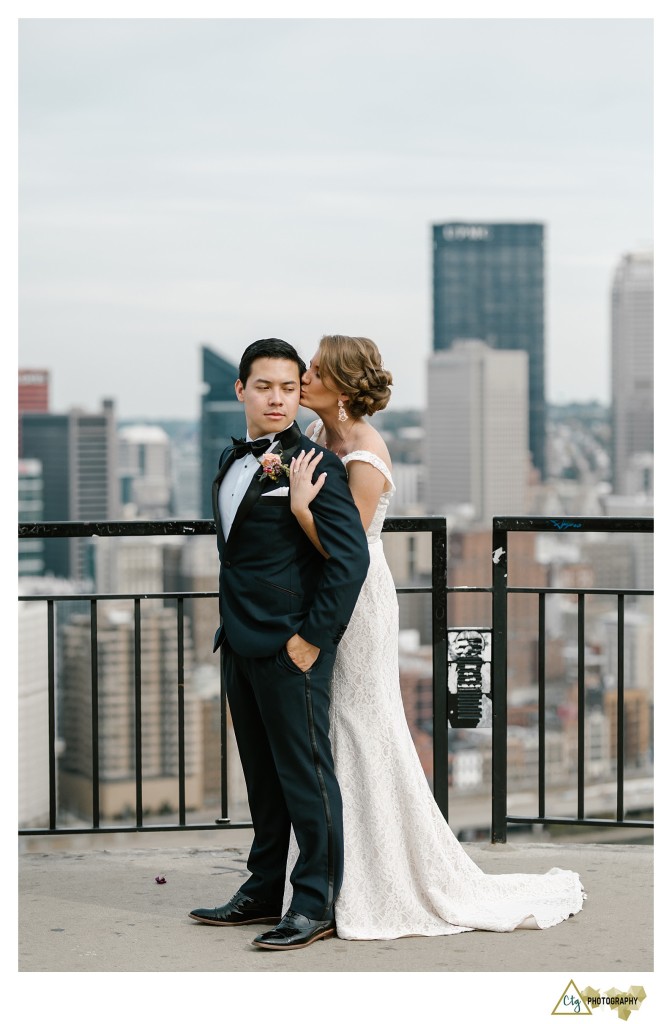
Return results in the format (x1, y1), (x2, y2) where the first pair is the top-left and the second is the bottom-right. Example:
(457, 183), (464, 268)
(212, 427), (369, 918)
(225, 644), (341, 918)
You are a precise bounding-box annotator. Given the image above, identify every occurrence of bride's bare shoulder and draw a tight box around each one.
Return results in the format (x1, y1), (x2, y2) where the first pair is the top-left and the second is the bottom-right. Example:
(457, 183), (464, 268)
(356, 422), (392, 468)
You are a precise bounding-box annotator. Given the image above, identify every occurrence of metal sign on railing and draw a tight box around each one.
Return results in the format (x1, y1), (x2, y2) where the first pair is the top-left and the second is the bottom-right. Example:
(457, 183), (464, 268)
(447, 629), (491, 729)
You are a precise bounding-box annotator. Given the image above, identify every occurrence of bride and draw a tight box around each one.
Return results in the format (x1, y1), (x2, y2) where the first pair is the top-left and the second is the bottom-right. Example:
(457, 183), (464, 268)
(285, 333), (585, 940)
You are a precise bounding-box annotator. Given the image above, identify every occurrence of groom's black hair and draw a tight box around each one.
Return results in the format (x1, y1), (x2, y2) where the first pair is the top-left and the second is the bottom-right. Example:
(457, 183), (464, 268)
(238, 338), (306, 386)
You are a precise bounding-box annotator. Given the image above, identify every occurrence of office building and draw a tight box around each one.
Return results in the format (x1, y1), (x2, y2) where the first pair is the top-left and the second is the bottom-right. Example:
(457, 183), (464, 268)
(94, 533), (184, 601)
(18, 368), (50, 413)
(18, 369), (49, 455)
(387, 463), (426, 512)
(599, 493), (653, 605)
(21, 400), (119, 580)
(610, 251), (654, 495)
(200, 345), (246, 518)
(432, 221), (546, 476)
(118, 423), (172, 518)
(171, 431), (200, 519)
(18, 458), (44, 576)
(425, 341), (529, 527)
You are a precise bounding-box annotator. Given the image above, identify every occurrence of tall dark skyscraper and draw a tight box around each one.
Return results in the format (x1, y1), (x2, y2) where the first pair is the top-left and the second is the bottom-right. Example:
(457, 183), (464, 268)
(200, 345), (246, 518)
(432, 222), (546, 477)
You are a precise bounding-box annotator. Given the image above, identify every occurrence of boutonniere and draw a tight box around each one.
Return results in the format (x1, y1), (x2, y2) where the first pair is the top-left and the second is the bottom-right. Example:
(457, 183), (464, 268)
(258, 452), (291, 483)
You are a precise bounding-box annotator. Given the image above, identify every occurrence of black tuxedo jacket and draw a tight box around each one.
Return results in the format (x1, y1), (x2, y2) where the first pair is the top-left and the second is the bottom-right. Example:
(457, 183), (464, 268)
(212, 422), (370, 659)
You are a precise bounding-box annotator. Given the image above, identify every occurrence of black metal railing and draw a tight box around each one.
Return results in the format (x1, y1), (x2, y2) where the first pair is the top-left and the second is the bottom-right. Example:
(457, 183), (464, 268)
(18, 517), (448, 836)
(491, 516), (654, 842)
(18, 514), (654, 843)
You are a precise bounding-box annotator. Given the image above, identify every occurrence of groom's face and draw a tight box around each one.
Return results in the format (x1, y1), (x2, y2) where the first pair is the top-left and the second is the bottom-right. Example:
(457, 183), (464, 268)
(235, 357), (301, 439)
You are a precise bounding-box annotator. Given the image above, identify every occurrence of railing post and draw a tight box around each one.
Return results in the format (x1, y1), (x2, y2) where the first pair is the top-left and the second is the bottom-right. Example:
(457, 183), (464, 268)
(133, 598), (143, 828)
(491, 521), (508, 843)
(217, 648), (230, 824)
(617, 593), (625, 821)
(577, 592), (585, 821)
(177, 598), (186, 827)
(538, 593), (546, 821)
(47, 599), (57, 831)
(90, 599), (100, 828)
(431, 525), (449, 821)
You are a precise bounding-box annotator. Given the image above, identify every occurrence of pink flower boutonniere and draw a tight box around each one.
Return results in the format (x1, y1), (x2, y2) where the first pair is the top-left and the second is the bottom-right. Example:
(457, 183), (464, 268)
(259, 452), (291, 483)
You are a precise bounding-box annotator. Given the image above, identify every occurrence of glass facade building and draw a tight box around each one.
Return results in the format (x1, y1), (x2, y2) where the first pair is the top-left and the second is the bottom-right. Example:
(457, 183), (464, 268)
(200, 345), (247, 518)
(432, 222), (546, 477)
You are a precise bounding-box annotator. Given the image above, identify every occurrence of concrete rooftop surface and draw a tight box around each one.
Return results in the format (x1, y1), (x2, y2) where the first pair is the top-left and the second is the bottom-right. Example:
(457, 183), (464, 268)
(18, 828), (653, 974)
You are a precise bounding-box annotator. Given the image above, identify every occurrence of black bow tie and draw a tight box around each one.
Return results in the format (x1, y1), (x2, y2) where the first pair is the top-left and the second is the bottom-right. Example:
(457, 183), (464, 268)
(231, 436), (274, 460)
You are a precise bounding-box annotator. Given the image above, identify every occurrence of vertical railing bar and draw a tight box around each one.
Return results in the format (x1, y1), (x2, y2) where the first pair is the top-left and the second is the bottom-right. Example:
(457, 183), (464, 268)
(134, 598), (143, 828)
(90, 599), (100, 829)
(218, 648), (230, 824)
(617, 593), (625, 820)
(577, 593), (586, 821)
(491, 523), (508, 843)
(177, 598), (186, 827)
(538, 593), (546, 820)
(47, 600), (57, 831)
(431, 528), (449, 821)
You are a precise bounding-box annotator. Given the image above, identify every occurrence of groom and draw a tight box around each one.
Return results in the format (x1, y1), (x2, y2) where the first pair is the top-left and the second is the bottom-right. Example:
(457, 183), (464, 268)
(189, 338), (369, 950)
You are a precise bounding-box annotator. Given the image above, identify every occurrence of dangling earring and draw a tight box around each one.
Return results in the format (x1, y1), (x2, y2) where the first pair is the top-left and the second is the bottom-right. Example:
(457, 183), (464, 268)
(338, 399), (349, 423)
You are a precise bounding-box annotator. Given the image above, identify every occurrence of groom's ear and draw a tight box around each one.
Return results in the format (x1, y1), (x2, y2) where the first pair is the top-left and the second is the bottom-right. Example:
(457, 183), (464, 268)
(234, 379), (245, 402)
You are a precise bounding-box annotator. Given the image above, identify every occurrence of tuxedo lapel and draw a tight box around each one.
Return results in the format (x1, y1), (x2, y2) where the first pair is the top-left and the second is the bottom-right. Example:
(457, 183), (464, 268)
(214, 447), (235, 487)
(227, 469), (269, 548)
(214, 423), (304, 549)
(212, 447), (235, 539)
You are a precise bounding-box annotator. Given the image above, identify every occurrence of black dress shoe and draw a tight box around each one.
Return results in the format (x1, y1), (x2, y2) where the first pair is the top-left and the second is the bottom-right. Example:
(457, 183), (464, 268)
(189, 890), (282, 926)
(252, 909), (336, 950)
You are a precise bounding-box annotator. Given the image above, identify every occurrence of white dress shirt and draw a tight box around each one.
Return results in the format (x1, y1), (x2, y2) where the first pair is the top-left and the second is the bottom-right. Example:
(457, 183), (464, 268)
(219, 433), (280, 540)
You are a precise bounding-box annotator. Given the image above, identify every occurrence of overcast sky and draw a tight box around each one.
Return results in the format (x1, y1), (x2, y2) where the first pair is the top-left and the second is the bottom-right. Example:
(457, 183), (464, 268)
(18, 17), (653, 421)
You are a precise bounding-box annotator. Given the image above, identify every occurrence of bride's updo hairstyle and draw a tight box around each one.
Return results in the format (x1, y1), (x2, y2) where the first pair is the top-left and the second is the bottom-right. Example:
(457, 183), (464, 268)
(318, 335), (393, 418)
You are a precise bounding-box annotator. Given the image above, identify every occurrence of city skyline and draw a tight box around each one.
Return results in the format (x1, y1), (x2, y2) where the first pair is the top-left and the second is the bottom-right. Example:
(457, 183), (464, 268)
(18, 18), (652, 420)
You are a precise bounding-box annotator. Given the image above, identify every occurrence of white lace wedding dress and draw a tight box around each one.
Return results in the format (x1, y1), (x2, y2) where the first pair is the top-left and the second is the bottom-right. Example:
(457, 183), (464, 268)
(285, 435), (585, 939)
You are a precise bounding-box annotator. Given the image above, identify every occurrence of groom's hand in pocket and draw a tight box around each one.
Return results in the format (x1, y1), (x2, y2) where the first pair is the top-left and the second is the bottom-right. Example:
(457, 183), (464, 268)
(285, 634), (320, 672)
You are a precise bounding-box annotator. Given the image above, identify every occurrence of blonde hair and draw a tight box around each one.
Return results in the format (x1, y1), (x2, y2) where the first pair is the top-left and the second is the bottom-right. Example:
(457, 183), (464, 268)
(318, 335), (393, 418)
